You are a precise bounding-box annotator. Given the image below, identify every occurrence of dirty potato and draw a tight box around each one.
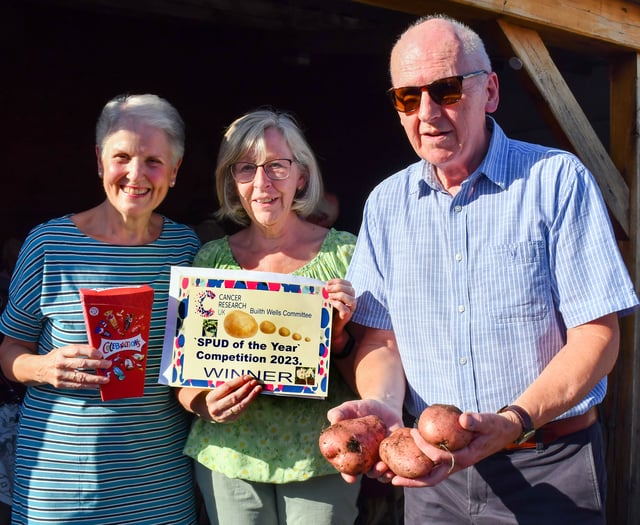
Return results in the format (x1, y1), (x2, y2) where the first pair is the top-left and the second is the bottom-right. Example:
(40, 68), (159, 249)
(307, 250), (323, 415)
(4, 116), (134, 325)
(379, 427), (434, 478)
(318, 415), (387, 475)
(417, 404), (473, 451)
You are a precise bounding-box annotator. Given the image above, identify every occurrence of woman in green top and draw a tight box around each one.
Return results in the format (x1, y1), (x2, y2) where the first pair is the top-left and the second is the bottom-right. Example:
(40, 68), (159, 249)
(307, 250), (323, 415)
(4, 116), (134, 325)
(177, 109), (361, 525)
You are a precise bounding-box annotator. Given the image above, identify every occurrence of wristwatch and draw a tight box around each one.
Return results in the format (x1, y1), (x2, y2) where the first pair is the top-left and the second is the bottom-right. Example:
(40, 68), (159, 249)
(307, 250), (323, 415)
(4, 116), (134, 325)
(498, 404), (536, 445)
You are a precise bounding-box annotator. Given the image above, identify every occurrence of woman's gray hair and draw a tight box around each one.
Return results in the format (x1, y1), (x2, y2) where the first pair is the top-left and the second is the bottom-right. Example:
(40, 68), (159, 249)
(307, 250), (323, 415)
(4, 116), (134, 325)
(215, 109), (324, 226)
(95, 93), (185, 164)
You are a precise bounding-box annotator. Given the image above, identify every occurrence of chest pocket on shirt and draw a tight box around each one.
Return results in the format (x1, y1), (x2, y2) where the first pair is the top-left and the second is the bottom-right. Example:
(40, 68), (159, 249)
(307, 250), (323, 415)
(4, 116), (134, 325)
(480, 241), (551, 323)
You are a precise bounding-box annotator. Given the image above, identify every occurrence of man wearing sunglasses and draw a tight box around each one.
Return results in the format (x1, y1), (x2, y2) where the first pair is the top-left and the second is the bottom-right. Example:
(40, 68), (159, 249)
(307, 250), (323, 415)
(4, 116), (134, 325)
(327, 14), (638, 525)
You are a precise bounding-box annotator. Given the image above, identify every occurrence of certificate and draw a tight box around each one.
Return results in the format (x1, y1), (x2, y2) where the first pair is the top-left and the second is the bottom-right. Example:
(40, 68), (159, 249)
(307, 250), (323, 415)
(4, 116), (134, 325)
(159, 267), (333, 399)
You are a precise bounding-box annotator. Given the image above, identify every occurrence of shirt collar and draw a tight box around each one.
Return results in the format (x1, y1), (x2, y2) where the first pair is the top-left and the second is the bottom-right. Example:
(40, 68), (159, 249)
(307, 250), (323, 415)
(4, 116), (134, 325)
(415, 116), (510, 195)
(477, 116), (510, 191)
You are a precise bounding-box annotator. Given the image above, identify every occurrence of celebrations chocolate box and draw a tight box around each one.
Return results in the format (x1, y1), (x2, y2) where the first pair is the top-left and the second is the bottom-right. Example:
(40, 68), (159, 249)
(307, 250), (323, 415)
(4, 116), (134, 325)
(80, 285), (154, 401)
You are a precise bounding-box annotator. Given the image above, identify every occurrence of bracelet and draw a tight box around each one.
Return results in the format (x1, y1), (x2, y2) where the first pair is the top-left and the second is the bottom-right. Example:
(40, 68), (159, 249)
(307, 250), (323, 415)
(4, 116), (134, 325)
(332, 329), (355, 360)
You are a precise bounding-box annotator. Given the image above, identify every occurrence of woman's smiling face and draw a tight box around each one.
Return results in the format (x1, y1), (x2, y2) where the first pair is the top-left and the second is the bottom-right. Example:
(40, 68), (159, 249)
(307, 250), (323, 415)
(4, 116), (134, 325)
(98, 121), (179, 220)
(235, 127), (306, 230)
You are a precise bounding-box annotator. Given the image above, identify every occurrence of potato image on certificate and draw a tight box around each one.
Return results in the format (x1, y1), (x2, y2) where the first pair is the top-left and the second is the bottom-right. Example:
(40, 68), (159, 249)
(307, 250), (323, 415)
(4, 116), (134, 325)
(223, 310), (259, 338)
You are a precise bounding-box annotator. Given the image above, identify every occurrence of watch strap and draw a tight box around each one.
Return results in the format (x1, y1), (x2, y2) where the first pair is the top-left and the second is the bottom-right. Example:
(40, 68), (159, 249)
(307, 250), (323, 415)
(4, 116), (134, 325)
(498, 404), (536, 444)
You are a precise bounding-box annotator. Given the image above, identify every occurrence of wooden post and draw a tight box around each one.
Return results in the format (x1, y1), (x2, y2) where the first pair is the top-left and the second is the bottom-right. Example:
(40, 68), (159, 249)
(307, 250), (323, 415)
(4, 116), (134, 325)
(607, 52), (640, 525)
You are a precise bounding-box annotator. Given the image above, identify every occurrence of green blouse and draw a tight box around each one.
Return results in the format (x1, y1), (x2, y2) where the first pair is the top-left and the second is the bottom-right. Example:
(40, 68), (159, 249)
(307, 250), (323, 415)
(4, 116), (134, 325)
(183, 228), (358, 483)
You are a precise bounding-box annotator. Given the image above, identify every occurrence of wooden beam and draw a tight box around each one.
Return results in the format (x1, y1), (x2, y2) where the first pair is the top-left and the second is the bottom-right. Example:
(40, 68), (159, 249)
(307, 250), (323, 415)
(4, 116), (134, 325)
(357, 0), (640, 51)
(457, 0), (640, 50)
(608, 52), (640, 525)
(497, 18), (630, 236)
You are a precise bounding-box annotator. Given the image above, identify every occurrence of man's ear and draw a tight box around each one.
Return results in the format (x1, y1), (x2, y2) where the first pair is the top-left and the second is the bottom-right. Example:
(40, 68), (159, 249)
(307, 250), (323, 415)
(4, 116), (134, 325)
(484, 72), (500, 114)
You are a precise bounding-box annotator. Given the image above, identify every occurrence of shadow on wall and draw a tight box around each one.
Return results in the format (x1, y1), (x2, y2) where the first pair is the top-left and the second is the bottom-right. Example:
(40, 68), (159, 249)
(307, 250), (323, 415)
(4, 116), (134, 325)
(0, 2), (415, 244)
(0, 2), (609, 247)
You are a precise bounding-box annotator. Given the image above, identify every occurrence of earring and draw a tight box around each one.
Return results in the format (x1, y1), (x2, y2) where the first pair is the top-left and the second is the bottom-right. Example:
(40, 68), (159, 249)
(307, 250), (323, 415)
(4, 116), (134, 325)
(98, 171), (103, 178)
(170, 181), (176, 188)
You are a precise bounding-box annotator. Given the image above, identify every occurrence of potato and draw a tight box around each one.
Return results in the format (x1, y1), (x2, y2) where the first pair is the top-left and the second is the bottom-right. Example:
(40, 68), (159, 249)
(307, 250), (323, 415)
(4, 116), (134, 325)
(318, 415), (387, 475)
(259, 320), (276, 334)
(223, 310), (258, 338)
(417, 404), (472, 451)
(379, 427), (434, 478)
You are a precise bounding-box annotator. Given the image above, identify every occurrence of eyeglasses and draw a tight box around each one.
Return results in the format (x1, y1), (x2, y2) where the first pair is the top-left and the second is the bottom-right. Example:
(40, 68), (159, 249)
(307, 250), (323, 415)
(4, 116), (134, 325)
(230, 158), (293, 183)
(387, 70), (488, 113)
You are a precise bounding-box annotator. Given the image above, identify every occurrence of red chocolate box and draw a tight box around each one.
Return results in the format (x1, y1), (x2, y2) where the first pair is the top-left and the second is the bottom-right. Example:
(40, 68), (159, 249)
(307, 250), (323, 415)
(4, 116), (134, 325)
(80, 285), (154, 401)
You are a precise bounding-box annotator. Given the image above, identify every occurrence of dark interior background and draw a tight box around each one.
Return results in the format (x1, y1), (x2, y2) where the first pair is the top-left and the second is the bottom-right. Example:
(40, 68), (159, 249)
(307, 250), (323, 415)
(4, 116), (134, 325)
(0, 0), (609, 251)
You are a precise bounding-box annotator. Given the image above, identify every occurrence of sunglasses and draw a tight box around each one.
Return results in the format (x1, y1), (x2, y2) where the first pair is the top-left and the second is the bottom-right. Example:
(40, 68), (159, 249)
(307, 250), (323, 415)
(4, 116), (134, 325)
(387, 70), (488, 113)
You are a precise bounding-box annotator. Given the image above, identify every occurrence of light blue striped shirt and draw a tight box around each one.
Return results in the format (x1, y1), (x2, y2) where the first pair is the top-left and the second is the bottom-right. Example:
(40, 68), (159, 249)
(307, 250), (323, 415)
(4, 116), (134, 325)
(348, 118), (639, 420)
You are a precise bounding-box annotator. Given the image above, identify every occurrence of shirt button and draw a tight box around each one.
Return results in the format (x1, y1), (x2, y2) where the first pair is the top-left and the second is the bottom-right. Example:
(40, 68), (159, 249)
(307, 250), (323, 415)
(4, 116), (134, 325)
(459, 357), (468, 365)
(455, 253), (462, 261)
(454, 205), (463, 213)
(457, 305), (465, 313)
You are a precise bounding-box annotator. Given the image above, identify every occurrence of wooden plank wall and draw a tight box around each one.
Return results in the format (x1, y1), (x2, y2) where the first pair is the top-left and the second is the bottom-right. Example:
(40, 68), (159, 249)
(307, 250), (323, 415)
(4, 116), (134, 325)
(609, 53), (640, 525)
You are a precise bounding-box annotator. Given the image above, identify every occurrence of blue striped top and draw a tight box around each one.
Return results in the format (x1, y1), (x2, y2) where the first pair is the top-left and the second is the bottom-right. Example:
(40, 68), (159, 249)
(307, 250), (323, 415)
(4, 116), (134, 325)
(347, 118), (639, 420)
(0, 215), (201, 525)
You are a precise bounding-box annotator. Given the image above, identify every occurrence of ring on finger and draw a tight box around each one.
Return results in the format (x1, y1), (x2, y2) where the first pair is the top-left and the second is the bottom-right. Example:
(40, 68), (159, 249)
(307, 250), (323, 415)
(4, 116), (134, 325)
(446, 451), (455, 473)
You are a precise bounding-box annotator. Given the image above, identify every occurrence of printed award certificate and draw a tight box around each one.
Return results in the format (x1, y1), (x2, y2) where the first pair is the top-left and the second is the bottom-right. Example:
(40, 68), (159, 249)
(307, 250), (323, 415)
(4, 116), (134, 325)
(159, 267), (333, 399)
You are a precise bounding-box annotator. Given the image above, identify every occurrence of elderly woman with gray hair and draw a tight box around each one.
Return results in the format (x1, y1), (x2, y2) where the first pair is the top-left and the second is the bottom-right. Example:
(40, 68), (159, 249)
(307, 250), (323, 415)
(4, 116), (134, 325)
(0, 94), (200, 524)
(177, 109), (361, 525)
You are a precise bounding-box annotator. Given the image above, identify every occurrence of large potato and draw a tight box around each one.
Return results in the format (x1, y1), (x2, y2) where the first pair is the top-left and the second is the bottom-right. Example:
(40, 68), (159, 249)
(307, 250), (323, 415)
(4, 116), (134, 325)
(379, 427), (434, 478)
(417, 404), (473, 451)
(318, 415), (387, 475)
